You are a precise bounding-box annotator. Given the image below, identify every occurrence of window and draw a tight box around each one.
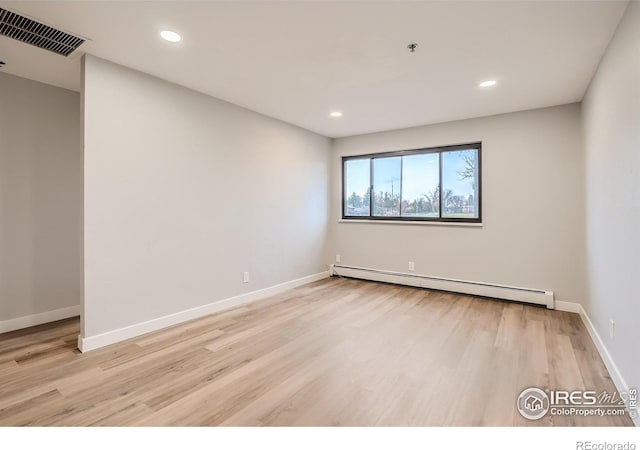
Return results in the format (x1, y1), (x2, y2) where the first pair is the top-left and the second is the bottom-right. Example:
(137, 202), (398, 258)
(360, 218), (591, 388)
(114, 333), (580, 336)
(342, 143), (481, 223)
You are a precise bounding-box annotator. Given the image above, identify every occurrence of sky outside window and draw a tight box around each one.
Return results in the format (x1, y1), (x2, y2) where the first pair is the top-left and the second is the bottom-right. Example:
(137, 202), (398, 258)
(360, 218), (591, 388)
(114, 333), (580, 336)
(344, 158), (370, 216)
(401, 153), (439, 217)
(373, 157), (401, 216)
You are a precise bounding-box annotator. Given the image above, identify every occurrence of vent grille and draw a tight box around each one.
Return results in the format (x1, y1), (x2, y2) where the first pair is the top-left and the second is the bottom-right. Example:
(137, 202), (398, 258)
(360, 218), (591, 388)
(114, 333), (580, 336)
(0, 8), (84, 57)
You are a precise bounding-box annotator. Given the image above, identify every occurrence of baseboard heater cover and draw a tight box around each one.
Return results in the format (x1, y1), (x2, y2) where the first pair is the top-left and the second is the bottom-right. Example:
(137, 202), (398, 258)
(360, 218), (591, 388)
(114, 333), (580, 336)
(331, 264), (554, 309)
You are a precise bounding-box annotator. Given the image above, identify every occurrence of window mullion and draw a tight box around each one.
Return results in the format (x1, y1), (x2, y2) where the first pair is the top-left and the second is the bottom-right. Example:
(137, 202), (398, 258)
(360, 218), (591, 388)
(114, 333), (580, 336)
(438, 151), (443, 219)
(369, 158), (374, 218)
(399, 156), (403, 217)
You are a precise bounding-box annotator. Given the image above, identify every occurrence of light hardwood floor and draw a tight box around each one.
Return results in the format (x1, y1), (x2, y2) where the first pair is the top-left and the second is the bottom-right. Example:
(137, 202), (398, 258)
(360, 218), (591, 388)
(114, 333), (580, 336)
(0, 277), (633, 426)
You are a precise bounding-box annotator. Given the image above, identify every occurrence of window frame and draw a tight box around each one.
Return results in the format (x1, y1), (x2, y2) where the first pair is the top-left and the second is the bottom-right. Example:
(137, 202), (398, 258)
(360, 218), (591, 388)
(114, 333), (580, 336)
(341, 142), (482, 223)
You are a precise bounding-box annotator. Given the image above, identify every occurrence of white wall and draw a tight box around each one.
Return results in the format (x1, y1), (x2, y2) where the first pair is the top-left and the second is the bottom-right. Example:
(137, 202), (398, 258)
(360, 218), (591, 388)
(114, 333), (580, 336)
(582, 2), (639, 394)
(0, 73), (81, 326)
(82, 55), (331, 339)
(330, 104), (585, 304)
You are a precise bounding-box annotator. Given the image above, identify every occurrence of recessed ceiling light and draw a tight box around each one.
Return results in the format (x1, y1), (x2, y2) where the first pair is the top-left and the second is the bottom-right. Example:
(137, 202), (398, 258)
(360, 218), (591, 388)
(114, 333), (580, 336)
(160, 30), (182, 43)
(479, 80), (497, 88)
(330, 111), (343, 118)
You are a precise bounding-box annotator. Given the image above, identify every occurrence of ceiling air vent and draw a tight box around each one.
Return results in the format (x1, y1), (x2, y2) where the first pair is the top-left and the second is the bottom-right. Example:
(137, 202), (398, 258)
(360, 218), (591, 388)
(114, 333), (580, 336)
(0, 8), (85, 57)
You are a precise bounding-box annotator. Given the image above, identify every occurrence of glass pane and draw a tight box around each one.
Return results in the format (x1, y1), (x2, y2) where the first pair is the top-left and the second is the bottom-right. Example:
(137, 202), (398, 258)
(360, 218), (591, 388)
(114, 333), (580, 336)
(442, 149), (479, 219)
(372, 157), (401, 217)
(401, 153), (440, 217)
(344, 159), (371, 216)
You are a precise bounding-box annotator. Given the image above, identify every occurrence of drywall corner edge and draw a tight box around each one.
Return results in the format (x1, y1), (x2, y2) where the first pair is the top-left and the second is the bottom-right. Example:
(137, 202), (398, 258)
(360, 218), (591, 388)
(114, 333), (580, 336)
(77, 270), (330, 352)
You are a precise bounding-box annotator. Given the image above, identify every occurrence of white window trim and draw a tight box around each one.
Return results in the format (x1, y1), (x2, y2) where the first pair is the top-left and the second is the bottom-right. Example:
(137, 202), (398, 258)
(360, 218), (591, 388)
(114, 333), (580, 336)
(338, 219), (483, 227)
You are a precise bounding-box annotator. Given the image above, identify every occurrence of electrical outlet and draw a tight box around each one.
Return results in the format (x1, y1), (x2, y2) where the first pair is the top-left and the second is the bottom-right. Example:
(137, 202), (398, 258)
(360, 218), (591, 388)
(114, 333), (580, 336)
(243, 272), (250, 283)
(408, 261), (415, 271)
(336, 254), (341, 263)
(610, 320), (615, 339)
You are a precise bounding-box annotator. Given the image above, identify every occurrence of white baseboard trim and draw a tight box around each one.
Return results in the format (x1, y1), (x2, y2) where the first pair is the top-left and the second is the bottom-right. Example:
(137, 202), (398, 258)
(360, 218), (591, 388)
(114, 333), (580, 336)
(78, 270), (330, 353)
(553, 300), (638, 426)
(554, 301), (582, 314)
(578, 304), (639, 427)
(331, 264), (554, 308)
(0, 305), (80, 334)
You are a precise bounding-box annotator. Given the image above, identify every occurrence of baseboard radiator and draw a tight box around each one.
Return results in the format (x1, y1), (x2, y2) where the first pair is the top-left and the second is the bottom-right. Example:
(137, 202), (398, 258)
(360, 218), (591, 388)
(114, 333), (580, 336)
(331, 264), (555, 309)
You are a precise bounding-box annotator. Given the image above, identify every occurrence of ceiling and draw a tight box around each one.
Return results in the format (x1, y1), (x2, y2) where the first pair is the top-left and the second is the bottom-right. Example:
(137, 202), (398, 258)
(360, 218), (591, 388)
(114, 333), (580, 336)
(0, 1), (628, 138)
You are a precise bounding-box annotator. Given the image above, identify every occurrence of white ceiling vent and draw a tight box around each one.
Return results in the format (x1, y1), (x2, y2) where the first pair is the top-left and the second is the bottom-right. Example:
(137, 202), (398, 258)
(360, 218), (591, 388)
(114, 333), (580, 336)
(0, 7), (85, 57)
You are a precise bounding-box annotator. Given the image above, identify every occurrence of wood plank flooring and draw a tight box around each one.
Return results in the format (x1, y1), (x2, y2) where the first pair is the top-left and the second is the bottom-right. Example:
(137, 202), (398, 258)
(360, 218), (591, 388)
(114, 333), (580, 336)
(0, 277), (633, 426)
